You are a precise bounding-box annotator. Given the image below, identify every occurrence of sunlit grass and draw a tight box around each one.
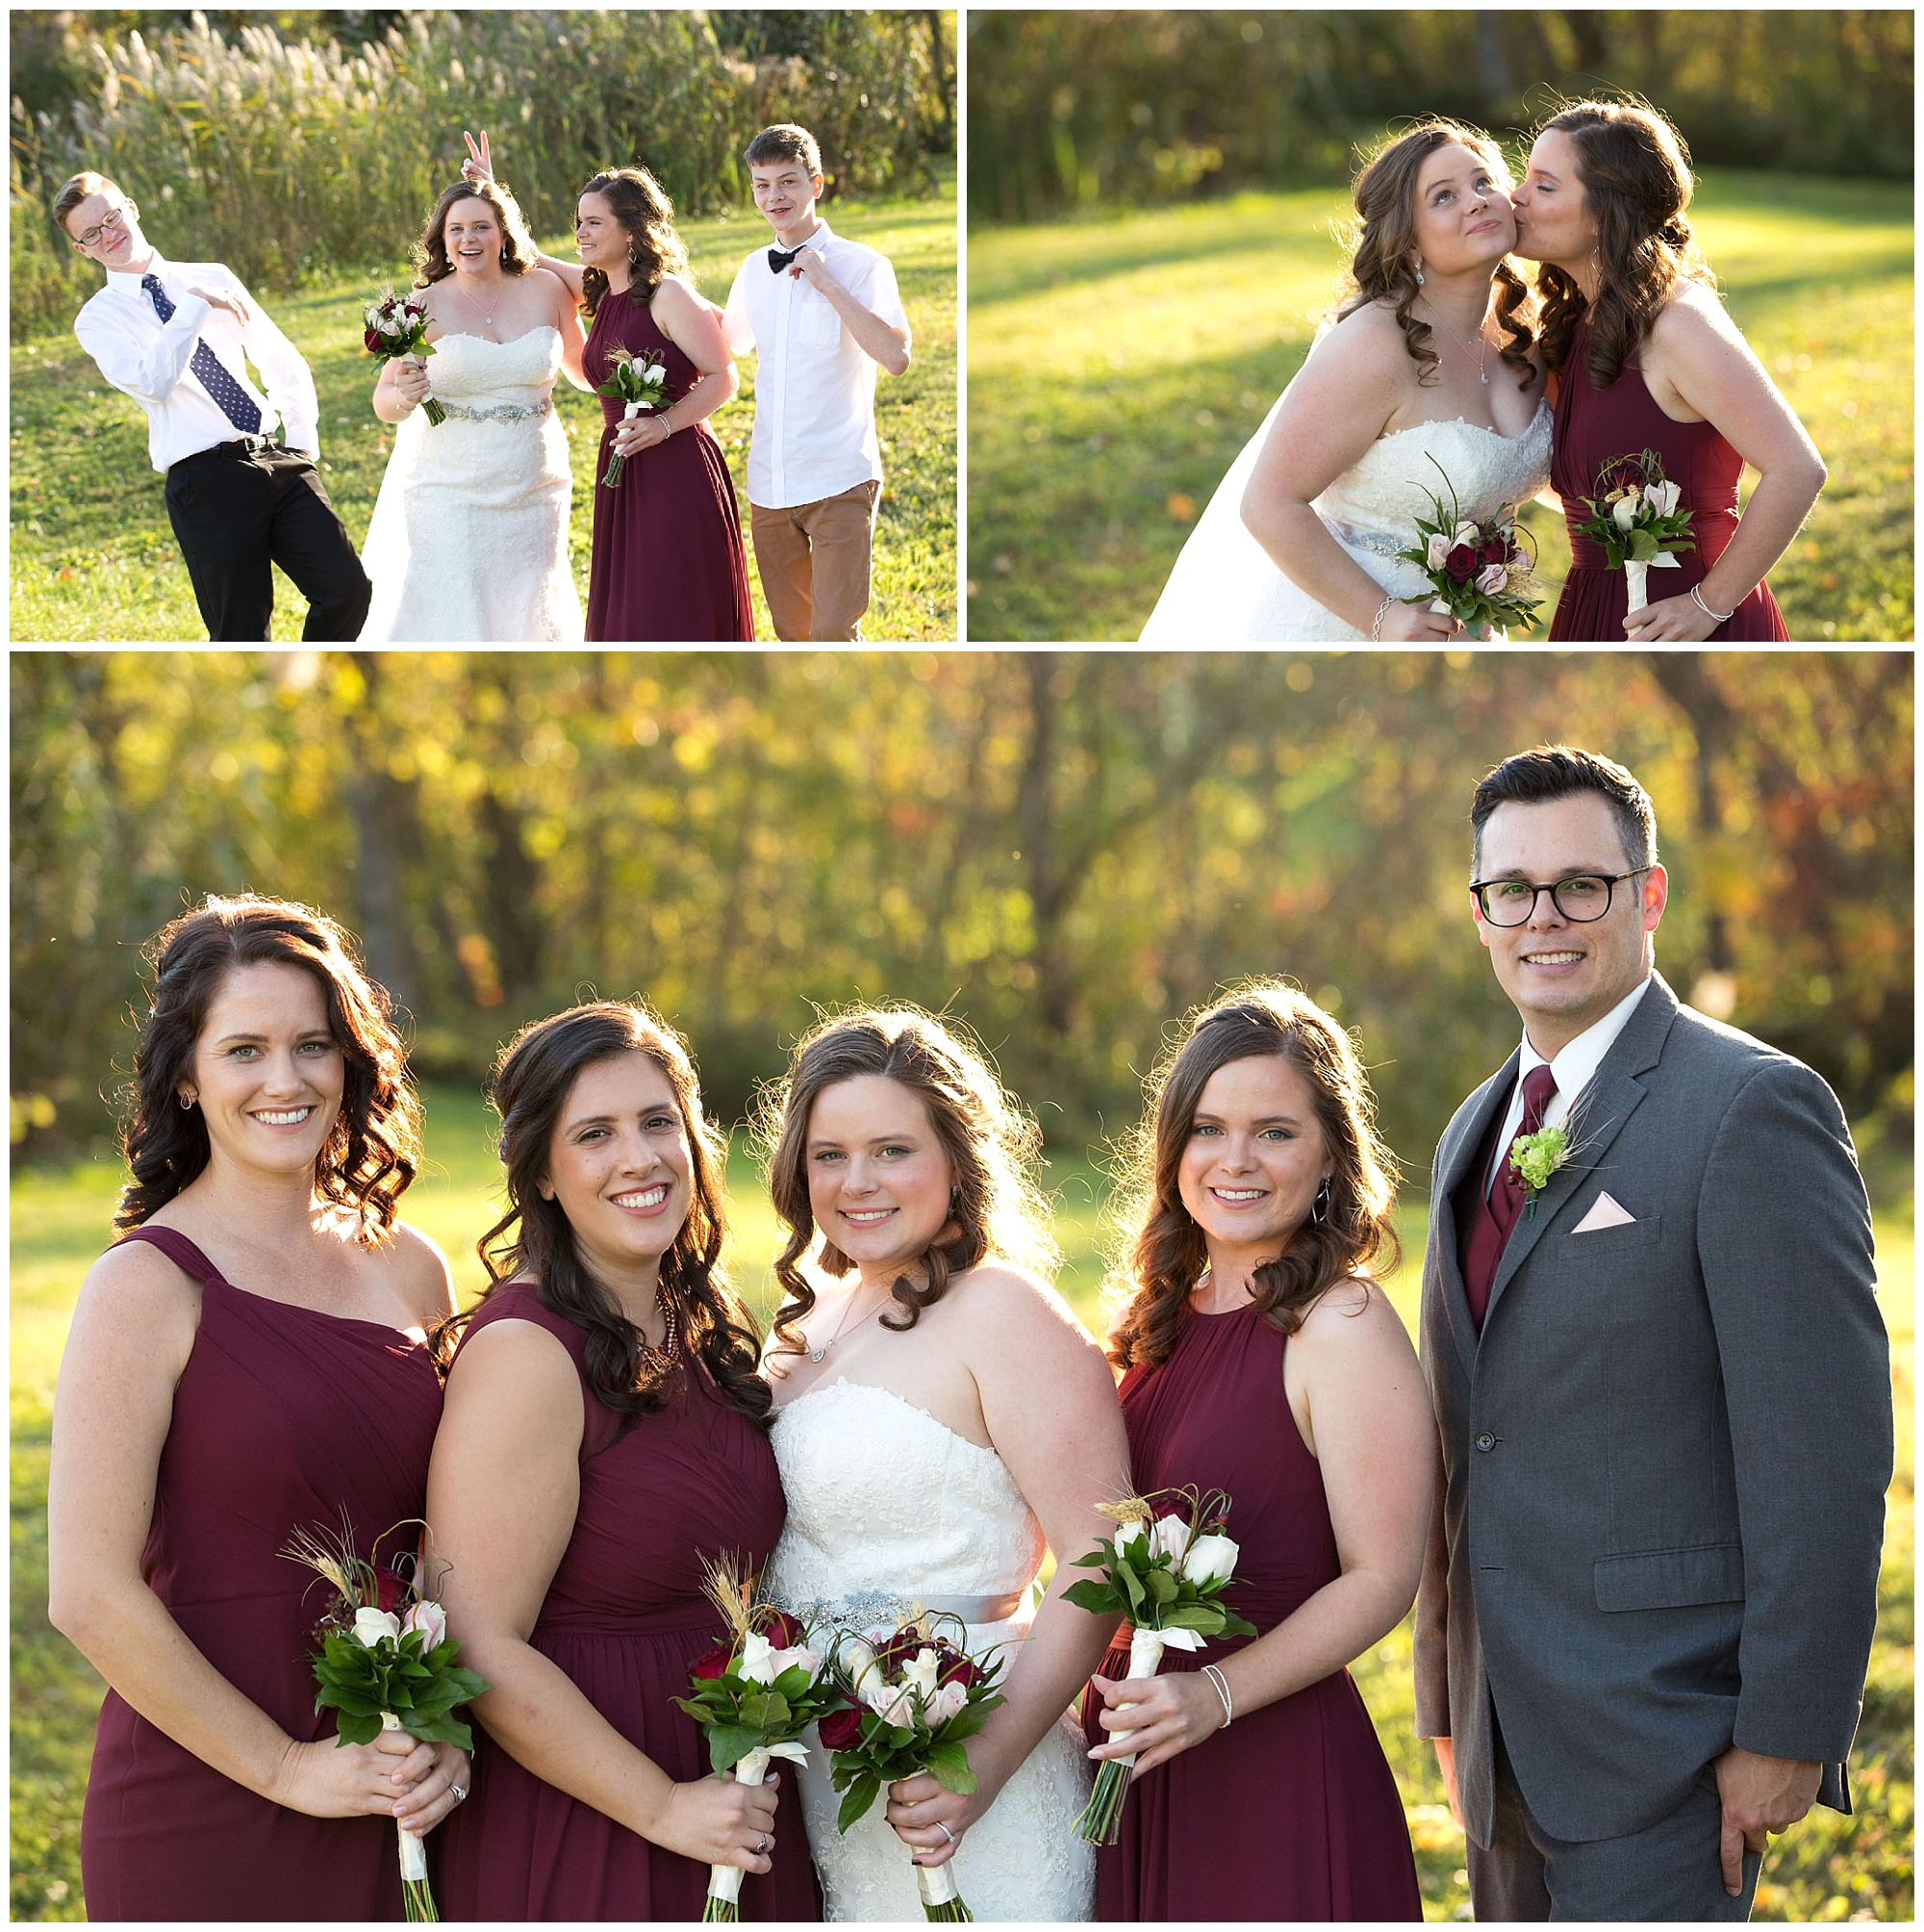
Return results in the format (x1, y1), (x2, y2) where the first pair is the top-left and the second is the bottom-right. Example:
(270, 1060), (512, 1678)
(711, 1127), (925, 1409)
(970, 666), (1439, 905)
(967, 169), (1912, 642)
(10, 174), (955, 643)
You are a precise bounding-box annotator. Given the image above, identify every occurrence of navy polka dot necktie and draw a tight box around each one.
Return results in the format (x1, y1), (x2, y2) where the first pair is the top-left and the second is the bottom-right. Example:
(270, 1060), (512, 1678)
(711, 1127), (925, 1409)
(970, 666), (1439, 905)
(142, 273), (263, 435)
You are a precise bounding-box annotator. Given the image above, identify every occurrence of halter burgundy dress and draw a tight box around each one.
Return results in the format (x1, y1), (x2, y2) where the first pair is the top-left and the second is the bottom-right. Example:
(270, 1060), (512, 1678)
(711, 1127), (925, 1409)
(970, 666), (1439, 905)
(1549, 318), (1789, 641)
(583, 285), (755, 642)
(79, 1224), (444, 1921)
(1086, 1299), (1422, 1921)
(435, 1284), (820, 1920)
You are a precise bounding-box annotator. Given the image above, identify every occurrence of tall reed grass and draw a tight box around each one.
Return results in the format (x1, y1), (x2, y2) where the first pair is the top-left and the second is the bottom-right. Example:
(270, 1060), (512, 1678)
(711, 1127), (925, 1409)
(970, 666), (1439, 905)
(12, 10), (950, 337)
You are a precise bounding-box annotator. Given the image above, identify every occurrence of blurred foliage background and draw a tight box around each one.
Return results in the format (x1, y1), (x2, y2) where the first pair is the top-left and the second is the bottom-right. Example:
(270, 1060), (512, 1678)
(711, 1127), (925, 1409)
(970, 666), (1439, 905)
(12, 649), (1911, 1208)
(11, 8), (955, 339)
(967, 10), (1911, 223)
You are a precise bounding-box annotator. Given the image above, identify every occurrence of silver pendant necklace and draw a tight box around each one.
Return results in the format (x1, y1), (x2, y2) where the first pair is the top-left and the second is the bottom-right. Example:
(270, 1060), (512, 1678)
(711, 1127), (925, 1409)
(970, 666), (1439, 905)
(809, 1284), (889, 1362)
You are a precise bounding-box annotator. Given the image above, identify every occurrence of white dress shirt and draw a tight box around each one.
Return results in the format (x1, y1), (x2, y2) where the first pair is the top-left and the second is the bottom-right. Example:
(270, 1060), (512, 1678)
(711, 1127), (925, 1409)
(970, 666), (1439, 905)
(1484, 976), (1653, 1199)
(73, 252), (319, 472)
(722, 218), (910, 509)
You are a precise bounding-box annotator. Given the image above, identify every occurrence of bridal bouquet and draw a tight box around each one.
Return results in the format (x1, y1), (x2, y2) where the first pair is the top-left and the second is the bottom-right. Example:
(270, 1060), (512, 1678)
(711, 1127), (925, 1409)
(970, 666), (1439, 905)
(1395, 457), (1542, 639)
(596, 344), (670, 487)
(283, 1517), (489, 1921)
(1062, 1487), (1255, 1845)
(363, 290), (445, 425)
(1571, 450), (1696, 615)
(671, 1559), (840, 1921)
(820, 1614), (1008, 1921)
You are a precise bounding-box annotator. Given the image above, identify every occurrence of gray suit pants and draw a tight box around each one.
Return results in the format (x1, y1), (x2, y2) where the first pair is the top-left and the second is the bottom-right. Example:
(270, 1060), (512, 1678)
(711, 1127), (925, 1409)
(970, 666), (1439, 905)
(1470, 1727), (1762, 1921)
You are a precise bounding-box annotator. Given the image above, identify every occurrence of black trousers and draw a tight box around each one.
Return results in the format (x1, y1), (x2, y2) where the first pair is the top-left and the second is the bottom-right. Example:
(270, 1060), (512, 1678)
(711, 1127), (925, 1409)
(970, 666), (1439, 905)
(164, 438), (370, 642)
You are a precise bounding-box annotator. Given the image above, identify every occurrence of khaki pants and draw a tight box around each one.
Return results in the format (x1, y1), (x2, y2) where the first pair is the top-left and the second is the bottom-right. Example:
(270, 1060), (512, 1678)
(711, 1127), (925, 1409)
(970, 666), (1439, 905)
(749, 480), (880, 642)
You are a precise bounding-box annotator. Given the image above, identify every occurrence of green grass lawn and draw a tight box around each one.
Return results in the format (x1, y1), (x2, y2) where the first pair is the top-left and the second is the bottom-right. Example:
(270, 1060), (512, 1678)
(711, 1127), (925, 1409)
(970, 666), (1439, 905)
(967, 169), (1913, 642)
(11, 1093), (1911, 1920)
(10, 172), (955, 644)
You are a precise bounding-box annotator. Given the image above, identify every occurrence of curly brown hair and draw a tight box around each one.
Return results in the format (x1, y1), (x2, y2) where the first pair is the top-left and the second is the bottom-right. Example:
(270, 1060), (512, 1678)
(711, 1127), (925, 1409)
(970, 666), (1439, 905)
(1104, 982), (1400, 1374)
(757, 1006), (1059, 1368)
(463, 1002), (772, 1429)
(1333, 118), (1535, 390)
(1531, 100), (1712, 390)
(413, 177), (538, 289)
(577, 166), (692, 318)
(114, 895), (419, 1244)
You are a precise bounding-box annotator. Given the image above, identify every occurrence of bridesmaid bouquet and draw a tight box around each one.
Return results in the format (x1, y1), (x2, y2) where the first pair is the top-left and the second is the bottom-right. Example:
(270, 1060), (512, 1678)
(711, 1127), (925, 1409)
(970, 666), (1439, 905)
(364, 290), (445, 425)
(1572, 450), (1697, 615)
(1062, 1487), (1255, 1845)
(819, 1613), (1009, 1921)
(596, 344), (670, 488)
(1395, 457), (1542, 640)
(284, 1517), (490, 1922)
(671, 1558), (840, 1921)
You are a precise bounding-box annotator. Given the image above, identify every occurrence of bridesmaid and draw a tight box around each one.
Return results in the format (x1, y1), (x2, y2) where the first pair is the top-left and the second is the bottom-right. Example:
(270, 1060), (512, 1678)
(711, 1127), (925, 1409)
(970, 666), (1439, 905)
(49, 895), (464, 1920)
(1085, 984), (1430, 1921)
(426, 1002), (819, 1919)
(1512, 99), (1819, 640)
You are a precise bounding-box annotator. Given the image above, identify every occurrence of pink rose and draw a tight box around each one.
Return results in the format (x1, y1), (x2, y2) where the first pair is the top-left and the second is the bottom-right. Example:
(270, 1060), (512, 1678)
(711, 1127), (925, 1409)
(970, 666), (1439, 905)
(1475, 562), (1508, 595)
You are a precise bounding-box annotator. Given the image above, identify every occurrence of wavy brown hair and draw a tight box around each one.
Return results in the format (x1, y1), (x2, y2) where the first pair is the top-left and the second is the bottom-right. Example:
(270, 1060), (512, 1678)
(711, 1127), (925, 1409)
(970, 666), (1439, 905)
(1104, 982), (1400, 1374)
(577, 165), (691, 318)
(1333, 118), (1535, 390)
(464, 1002), (771, 1428)
(1531, 100), (1712, 389)
(758, 1007), (1059, 1367)
(114, 895), (418, 1243)
(413, 176), (538, 288)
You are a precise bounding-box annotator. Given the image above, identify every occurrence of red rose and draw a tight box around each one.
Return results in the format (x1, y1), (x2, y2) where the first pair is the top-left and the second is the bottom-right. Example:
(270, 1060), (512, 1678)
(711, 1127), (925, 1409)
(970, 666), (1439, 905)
(818, 1703), (866, 1752)
(873, 1627), (924, 1673)
(364, 327), (385, 352)
(372, 1566), (409, 1614)
(1481, 537), (1506, 565)
(756, 1608), (807, 1651)
(1445, 544), (1478, 583)
(690, 1642), (733, 1682)
(935, 1645), (983, 1690)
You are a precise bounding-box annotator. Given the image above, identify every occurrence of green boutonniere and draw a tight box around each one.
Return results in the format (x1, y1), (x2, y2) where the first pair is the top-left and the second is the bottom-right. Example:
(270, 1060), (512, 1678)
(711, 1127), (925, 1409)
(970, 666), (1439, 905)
(1508, 1121), (1571, 1216)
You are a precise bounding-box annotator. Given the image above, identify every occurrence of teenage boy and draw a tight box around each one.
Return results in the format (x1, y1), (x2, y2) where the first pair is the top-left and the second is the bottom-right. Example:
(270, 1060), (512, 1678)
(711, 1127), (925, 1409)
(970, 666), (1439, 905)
(723, 125), (911, 642)
(58, 169), (369, 641)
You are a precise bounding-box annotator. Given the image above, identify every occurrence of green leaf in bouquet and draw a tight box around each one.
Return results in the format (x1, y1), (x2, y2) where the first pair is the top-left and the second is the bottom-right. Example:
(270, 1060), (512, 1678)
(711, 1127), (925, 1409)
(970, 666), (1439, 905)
(923, 1740), (978, 1794)
(1114, 1563), (1147, 1615)
(1215, 1610), (1258, 1639)
(705, 1723), (764, 1776)
(772, 1664), (818, 1698)
(835, 1769), (882, 1833)
(1061, 1579), (1123, 1614)
(1626, 526), (1659, 562)
(738, 1690), (790, 1733)
(1143, 1566), (1179, 1606)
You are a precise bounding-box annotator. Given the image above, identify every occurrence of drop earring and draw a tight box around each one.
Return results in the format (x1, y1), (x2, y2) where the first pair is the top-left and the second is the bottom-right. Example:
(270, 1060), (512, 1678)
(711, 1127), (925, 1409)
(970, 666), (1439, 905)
(1311, 1178), (1331, 1225)
(1414, 262), (1425, 286)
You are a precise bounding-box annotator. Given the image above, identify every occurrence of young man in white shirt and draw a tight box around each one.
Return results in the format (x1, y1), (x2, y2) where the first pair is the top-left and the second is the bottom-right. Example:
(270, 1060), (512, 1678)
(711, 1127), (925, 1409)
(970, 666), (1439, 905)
(58, 170), (370, 642)
(722, 125), (911, 642)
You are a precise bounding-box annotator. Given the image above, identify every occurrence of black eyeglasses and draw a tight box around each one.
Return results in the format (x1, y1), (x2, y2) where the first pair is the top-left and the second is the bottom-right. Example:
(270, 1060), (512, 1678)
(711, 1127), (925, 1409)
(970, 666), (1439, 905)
(1469, 868), (1651, 927)
(72, 205), (130, 248)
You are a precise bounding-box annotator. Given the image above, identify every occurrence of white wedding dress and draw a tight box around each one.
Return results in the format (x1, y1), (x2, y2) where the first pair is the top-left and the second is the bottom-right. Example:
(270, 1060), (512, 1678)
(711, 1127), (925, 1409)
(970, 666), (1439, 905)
(359, 326), (583, 642)
(1140, 393), (1552, 642)
(761, 1378), (1095, 1922)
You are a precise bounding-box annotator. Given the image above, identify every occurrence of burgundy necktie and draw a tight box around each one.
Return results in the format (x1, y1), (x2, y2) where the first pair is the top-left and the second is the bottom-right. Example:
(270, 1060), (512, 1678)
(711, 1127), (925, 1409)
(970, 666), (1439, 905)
(1462, 1061), (1558, 1330)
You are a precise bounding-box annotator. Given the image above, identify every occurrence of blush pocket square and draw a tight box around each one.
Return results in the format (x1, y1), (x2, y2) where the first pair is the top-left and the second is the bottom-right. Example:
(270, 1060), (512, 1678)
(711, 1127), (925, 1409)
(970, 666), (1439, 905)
(1573, 1190), (1636, 1233)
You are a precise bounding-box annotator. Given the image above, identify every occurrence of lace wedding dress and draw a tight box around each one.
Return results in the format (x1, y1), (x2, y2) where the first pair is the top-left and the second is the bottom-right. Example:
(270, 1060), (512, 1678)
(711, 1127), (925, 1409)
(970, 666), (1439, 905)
(1140, 395), (1552, 642)
(761, 1379), (1095, 1922)
(359, 325), (583, 642)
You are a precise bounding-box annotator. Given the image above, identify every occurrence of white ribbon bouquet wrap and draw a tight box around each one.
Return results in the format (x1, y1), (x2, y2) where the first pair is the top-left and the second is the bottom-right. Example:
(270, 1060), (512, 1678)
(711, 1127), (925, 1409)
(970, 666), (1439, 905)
(1577, 456), (1695, 619)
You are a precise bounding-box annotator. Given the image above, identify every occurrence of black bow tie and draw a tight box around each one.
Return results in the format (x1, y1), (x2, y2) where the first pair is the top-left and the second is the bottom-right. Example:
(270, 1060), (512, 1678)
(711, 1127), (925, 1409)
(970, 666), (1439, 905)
(768, 245), (803, 273)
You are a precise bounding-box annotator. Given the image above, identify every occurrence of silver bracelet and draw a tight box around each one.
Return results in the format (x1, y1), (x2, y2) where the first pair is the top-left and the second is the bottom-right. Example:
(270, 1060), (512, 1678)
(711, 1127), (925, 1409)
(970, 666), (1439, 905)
(1370, 594), (1394, 641)
(1689, 582), (1735, 623)
(1201, 1662), (1234, 1730)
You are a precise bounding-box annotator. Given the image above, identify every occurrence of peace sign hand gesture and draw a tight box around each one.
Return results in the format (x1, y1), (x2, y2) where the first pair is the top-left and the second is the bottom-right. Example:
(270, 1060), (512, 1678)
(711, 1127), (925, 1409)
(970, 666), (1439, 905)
(461, 129), (494, 187)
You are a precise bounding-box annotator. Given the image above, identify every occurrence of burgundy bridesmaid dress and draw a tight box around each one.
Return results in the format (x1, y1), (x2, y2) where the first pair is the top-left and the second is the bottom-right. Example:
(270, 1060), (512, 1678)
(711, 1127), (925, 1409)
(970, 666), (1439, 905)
(435, 1284), (821, 1921)
(583, 286), (755, 642)
(1549, 317), (1790, 641)
(1087, 1299), (1422, 1922)
(79, 1224), (444, 1921)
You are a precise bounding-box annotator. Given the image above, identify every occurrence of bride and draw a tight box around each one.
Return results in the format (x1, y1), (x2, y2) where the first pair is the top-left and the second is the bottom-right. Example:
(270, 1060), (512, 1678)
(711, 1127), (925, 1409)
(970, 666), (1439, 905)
(1142, 118), (1552, 642)
(360, 174), (587, 642)
(756, 1008), (1127, 1922)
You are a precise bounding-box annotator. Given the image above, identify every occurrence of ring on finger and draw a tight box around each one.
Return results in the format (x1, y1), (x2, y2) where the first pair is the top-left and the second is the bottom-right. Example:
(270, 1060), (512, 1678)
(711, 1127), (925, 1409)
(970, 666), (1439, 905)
(450, 1782), (468, 1803)
(754, 1832), (771, 1855)
(935, 1821), (956, 1846)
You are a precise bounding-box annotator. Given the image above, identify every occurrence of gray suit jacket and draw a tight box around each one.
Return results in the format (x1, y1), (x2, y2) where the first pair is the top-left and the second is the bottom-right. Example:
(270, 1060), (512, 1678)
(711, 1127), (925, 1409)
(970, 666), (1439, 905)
(1413, 973), (1890, 1845)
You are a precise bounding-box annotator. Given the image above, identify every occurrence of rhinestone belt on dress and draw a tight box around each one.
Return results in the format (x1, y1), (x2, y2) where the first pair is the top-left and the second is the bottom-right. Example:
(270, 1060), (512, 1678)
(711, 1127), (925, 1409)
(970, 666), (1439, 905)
(1325, 518), (1407, 560)
(436, 397), (553, 423)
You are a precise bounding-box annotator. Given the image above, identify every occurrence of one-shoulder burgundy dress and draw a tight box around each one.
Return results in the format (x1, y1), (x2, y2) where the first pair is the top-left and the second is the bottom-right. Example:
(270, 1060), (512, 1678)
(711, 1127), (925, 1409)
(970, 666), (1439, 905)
(1086, 1300), (1422, 1922)
(435, 1284), (820, 1921)
(583, 285), (755, 642)
(79, 1225), (444, 1921)
(1550, 318), (1790, 641)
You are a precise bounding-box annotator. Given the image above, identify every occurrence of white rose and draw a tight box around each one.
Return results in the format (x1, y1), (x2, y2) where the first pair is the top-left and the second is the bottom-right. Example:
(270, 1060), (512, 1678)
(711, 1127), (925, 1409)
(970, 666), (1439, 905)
(899, 1646), (940, 1701)
(840, 1636), (882, 1702)
(1452, 521), (1480, 547)
(1181, 1532), (1239, 1586)
(352, 1606), (401, 1648)
(924, 1679), (968, 1727)
(875, 1685), (920, 1727)
(1658, 479), (1682, 516)
(738, 1629), (780, 1685)
(401, 1599), (446, 1649)
(1148, 1513), (1193, 1564)
(1425, 532), (1451, 571)
(1611, 495), (1638, 531)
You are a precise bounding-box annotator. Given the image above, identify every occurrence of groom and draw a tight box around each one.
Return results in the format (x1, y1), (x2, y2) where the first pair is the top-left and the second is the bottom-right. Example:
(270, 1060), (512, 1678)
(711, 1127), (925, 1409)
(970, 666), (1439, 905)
(1414, 745), (1889, 1919)
(58, 170), (369, 641)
